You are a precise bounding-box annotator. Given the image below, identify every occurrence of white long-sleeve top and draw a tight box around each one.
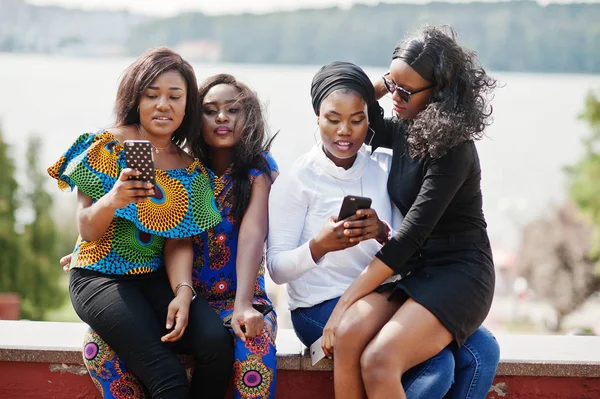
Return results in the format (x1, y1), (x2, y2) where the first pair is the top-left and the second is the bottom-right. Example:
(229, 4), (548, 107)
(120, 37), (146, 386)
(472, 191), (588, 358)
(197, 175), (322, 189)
(267, 144), (402, 310)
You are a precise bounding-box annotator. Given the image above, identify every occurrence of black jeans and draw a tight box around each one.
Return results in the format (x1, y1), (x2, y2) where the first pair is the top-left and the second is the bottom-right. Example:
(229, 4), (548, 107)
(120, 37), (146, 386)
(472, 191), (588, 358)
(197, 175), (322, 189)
(70, 268), (234, 399)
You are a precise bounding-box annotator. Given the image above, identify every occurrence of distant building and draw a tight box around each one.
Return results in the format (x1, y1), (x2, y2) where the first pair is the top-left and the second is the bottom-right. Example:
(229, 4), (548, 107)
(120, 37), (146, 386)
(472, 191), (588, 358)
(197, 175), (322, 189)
(175, 40), (222, 63)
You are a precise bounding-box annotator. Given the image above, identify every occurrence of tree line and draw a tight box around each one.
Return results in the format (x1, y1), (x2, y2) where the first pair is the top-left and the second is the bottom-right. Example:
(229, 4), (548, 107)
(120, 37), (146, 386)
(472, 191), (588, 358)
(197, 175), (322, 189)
(0, 128), (67, 320)
(127, 1), (600, 73)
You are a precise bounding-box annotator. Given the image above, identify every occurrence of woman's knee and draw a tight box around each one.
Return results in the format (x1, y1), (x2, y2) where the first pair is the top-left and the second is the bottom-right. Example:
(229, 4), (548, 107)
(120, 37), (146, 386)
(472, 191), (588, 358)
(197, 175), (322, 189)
(360, 335), (448, 386)
(403, 348), (455, 398)
(457, 326), (500, 370)
(477, 327), (500, 365)
(196, 326), (234, 362)
(360, 343), (403, 386)
(335, 310), (371, 352)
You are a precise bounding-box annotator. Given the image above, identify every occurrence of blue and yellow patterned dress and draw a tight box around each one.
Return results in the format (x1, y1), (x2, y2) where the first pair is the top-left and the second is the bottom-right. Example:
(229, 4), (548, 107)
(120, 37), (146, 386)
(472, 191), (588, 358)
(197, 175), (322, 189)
(66, 147), (279, 399)
(48, 130), (223, 398)
(48, 130), (221, 275)
(192, 154), (278, 399)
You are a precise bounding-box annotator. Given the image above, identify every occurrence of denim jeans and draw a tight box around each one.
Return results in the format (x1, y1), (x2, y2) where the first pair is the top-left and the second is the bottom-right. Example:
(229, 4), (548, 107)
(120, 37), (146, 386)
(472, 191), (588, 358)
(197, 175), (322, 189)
(291, 297), (499, 399)
(445, 325), (500, 399)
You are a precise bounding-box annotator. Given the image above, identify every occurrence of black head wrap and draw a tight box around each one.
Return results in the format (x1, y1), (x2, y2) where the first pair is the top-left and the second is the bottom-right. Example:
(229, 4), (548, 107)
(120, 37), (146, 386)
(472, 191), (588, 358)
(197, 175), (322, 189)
(310, 61), (384, 148)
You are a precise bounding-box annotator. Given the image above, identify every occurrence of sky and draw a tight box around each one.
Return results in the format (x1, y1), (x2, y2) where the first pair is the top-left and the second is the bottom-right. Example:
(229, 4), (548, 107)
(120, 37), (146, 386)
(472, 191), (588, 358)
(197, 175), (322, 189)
(28, 0), (589, 17)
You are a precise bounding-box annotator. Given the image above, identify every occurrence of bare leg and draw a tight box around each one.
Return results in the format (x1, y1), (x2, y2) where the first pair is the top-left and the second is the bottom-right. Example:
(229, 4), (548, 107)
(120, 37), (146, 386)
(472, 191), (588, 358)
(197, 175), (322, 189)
(333, 292), (404, 399)
(361, 298), (454, 399)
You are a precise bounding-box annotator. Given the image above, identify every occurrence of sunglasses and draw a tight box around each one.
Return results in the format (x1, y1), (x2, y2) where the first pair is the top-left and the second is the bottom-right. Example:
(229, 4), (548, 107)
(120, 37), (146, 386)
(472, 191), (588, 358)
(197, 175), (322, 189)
(382, 75), (434, 104)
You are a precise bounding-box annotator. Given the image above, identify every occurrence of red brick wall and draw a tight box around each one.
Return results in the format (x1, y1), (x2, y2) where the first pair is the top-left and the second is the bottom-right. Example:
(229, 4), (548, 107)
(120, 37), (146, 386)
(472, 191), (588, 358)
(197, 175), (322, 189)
(2, 361), (600, 398)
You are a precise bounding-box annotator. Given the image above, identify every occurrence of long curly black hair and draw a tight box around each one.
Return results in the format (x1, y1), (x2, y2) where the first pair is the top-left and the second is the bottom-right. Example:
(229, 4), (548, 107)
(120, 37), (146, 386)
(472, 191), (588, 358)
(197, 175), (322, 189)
(393, 26), (497, 158)
(192, 74), (275, 225)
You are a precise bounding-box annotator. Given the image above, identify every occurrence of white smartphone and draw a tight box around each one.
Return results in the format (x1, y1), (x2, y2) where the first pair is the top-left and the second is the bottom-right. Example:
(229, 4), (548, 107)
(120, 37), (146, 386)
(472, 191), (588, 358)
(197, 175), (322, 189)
(310, 336), (327, 366)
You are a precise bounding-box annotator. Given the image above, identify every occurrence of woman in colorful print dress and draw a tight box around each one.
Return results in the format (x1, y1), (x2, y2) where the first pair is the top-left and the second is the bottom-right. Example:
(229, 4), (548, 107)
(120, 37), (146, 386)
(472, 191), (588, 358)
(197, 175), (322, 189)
(191, 73), (278, 399)
(63, 73), (279, 399)
(49, 48), (234, 399)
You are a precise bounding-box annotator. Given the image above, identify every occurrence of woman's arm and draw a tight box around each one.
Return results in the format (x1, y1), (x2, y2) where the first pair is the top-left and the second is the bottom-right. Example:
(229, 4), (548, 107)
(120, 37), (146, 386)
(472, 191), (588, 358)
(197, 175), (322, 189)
(161, 237), (194, 343)
(267, 168), (366, 284)
(232, 172), (277, 342)
(376, 142), (475, 274)
(76, 168), (154, 241)
(334, 258), (392, 315)
(321, 257), (393, 357)
(373, 74), (388, 100)
(76, 189), (117, 241)
(265, 169), (314, 284)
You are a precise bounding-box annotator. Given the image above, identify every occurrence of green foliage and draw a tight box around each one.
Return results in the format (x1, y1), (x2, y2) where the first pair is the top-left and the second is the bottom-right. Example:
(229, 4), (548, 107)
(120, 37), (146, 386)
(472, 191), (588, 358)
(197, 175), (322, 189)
(0, 127), (65, 320)
(126, 1), (600, 73)
(0, 126), (24, 297)
(21, 135), (66, 319)
(568, 91), (600, 273)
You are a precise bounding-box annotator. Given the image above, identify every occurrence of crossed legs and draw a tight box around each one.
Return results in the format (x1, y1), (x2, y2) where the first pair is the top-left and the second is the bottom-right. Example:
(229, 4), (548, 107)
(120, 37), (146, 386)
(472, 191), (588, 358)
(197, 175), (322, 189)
(334, 292), (453, 399)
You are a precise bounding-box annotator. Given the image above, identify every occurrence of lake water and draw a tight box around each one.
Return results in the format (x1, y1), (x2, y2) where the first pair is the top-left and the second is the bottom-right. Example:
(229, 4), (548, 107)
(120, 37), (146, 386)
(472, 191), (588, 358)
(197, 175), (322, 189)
(2, 53), (600, 256)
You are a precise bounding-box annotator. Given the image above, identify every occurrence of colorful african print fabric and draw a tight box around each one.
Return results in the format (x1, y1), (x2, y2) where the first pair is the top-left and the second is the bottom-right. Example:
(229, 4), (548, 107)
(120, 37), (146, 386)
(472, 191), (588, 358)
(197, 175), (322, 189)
(48, 131), (221, 275)
(82, 329), (194, 399)
(193, 152), (279, 399)
(81, 153), (279, 399)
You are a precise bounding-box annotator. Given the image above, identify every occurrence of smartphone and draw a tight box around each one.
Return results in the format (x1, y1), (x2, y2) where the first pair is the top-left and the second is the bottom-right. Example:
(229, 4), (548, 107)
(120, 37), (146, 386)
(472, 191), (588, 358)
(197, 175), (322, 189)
(310, 336), (327, 366)
(223, 303), (274, 329)
(123, 140), (156, 186)
(337, 195), (372, 221)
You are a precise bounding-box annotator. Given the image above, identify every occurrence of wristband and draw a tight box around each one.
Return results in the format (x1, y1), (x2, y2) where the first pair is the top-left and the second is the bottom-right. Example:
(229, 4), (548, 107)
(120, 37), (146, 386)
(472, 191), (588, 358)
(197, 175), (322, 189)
(175, 281), (197, 301)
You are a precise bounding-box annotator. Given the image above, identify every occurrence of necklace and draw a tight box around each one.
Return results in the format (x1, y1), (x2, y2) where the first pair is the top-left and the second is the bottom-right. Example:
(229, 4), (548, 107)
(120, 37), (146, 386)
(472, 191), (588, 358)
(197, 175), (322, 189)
(332, 176), (364, 197)
(137, 124), (172, 154)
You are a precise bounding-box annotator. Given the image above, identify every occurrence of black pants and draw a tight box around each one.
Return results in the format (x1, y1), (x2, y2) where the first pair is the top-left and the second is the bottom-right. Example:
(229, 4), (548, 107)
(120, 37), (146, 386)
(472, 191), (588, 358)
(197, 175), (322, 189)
(70, 268), (234, 399)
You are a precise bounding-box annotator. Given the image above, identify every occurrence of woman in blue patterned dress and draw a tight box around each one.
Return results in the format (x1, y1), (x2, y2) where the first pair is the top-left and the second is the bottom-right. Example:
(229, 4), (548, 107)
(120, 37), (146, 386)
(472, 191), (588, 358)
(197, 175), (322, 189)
(63, 73), (279, 399)
(190, 73), (278, 399)
(50, 48), (233, 399)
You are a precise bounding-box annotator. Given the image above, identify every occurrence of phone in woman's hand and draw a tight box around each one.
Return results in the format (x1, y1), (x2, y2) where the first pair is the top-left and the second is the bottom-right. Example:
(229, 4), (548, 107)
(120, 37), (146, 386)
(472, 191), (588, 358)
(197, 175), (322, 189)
(310, 336), (327, 365)
(123, 140), (156, 186)
(338, 195), (372, 220)
(223, 303), (274, 329)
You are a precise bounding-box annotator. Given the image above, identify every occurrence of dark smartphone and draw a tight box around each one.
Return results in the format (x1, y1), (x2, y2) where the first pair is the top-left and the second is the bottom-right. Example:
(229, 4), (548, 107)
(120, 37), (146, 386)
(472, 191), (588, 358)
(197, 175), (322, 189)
(337, 195), (372, 220)
(223, 303), (274, 329)
(123, 140), (156, 186)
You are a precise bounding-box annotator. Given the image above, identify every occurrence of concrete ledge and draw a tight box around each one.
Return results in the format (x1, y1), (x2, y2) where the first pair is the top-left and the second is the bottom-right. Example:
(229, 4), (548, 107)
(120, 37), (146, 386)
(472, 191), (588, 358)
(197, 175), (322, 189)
(2, 321), (600, 399)
(494, 334), (600, 378)
(0, 321), (86, 364)
(2, 321), (599, 377)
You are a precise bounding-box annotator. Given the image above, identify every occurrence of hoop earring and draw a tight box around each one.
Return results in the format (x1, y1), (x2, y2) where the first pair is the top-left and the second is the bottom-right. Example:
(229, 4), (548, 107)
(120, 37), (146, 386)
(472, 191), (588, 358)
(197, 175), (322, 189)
(137, 106), (140, 114)
(367, 127), (376, 147)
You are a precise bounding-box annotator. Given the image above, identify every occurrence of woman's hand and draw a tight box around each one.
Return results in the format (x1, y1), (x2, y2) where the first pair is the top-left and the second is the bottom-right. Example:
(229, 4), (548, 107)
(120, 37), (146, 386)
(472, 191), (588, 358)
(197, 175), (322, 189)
(161, 289), (193, 343)
(341, 208), (388, 244)
(107, 168), (155, 209)
(321, 306), (346, 359)
(374, 72), (390, 100)
(309, 214), (365, 261)
(230, 303), (264, 342)
(59, 254), (72, 272)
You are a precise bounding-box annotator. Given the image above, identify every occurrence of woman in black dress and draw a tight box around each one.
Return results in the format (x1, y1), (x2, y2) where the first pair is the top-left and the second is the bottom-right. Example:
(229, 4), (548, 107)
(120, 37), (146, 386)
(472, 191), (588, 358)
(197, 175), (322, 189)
(321, 26), (497, 399)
